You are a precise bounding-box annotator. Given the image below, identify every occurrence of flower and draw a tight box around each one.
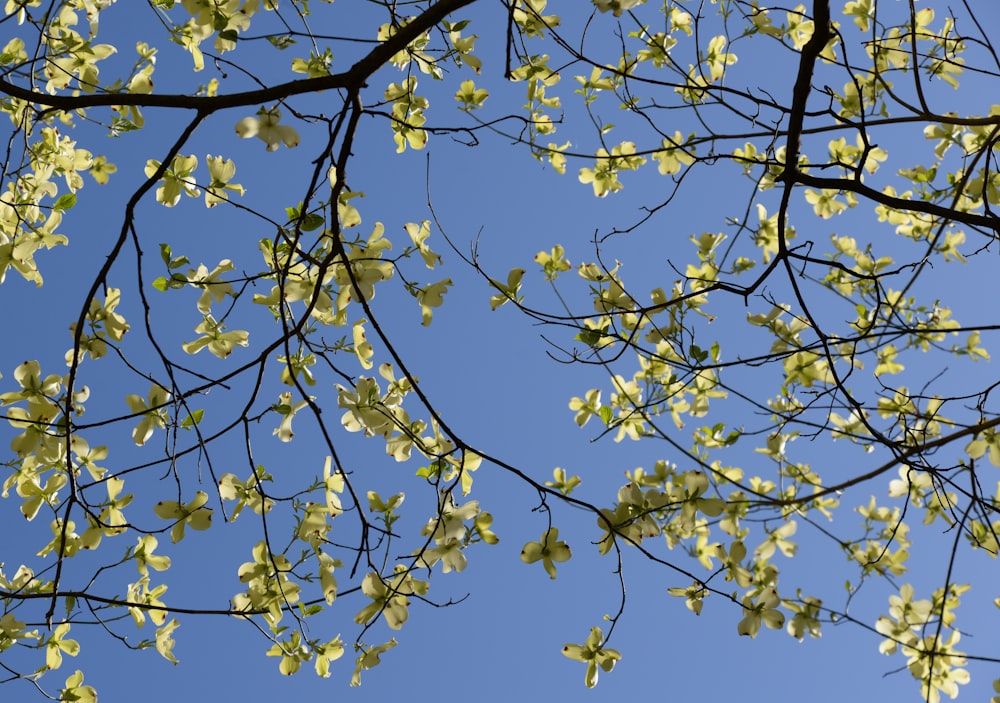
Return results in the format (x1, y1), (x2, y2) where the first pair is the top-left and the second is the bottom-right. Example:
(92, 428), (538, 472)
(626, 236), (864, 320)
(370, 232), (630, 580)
(59, 671), (96, 703)
(204, 154), (245, 207)
(133, 535), (171, 576)
(181, 315), (249, 358)
(124, 383), (171, 446)
(235, 106), (299, 151)
(562, 626), (621, 688)
(153, 491), (212, 543)
(144, 154), (199, 206)
(351, 639), (397, 687)
(353, 565), (428, 630)
(520, 527), (572, 579)
(737, 587), (785, 638)
(45, 623), (79, 670)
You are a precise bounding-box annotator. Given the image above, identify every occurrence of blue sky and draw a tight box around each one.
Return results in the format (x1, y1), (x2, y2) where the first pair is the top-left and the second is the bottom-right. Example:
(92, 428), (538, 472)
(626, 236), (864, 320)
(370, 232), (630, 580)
(1, 1), (999, 701)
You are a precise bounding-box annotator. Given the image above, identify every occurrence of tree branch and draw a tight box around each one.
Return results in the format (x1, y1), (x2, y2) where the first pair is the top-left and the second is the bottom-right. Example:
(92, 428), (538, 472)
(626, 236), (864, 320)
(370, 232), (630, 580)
(0, 0), (479, 112)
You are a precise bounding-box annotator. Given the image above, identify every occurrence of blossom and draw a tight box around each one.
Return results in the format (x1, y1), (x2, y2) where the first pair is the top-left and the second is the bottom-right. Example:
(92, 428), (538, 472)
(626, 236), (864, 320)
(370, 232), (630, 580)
(125, 383), (171, 446)
(204, 154), (244, 207)
(737, 587), (785, 638)
(562, 627), (621, 688)
(520, 527), (571, 579)
(153, 491), (212, 543)
(235, 106), (299, 151)
(181, 315), (249, 359)
(144, 154), (199, 207)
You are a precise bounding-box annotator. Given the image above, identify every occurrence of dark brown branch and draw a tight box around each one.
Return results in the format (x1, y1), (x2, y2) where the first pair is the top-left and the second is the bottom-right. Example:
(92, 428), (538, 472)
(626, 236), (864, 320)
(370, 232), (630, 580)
(0, 0), (479, 112)
(793, 171), (1000, 234)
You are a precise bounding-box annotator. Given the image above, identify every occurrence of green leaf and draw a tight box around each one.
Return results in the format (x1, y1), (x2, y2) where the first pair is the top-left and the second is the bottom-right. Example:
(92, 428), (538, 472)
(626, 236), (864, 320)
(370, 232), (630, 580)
(53, 193), (77, 211)
(298, 603), (323, 617)
(576, 329), (604, 346)
(300, 213), (325, 231)
(180, 409), (204, 428)
(267, 35), (296, 49)
(152, 277), (169, 292)
(110, 118), (141, 136)
(416, 463), (442, 480)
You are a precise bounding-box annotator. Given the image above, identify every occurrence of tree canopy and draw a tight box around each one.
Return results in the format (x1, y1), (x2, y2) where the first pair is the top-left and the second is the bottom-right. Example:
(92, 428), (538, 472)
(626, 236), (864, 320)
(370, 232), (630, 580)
(1, 0), (999, 701)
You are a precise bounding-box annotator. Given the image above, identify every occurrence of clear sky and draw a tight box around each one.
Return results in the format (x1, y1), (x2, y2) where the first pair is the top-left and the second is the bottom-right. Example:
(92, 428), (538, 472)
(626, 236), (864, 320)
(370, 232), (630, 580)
(1, 1), (999, 702)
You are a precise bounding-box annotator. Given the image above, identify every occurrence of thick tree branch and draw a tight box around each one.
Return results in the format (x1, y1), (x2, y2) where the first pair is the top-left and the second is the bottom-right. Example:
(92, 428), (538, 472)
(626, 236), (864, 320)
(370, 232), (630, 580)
(782, 0), (831, 173)
(794, 171), (1000, 233)
(0, 0), (479, 112)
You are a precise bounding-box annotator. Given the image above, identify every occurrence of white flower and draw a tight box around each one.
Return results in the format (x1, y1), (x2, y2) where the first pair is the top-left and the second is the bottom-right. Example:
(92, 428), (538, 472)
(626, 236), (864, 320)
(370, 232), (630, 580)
(235, 106), (299, 151)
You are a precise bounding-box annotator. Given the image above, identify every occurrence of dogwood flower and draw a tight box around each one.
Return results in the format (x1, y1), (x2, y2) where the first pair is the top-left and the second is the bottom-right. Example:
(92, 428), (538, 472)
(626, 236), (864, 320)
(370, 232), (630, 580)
(314, 636), (345, 678)
(132, 535), (171, 576)
(520, 527), (571, 579)
(181, 315), (249, 359)
(45, 622), (79, 670)
(204, 154), (245, 207)
(153, 491), (212, 543)
(562, 626), (621, 688)
(351, 639), (397, 687)
(59, 671), (96, 703)
(353, 566), (428, 630)
(235, 106), (300, 151)
(125, 383), (171, 446)
(737, 587), (785, 638)
(144, 154), (199, 207)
